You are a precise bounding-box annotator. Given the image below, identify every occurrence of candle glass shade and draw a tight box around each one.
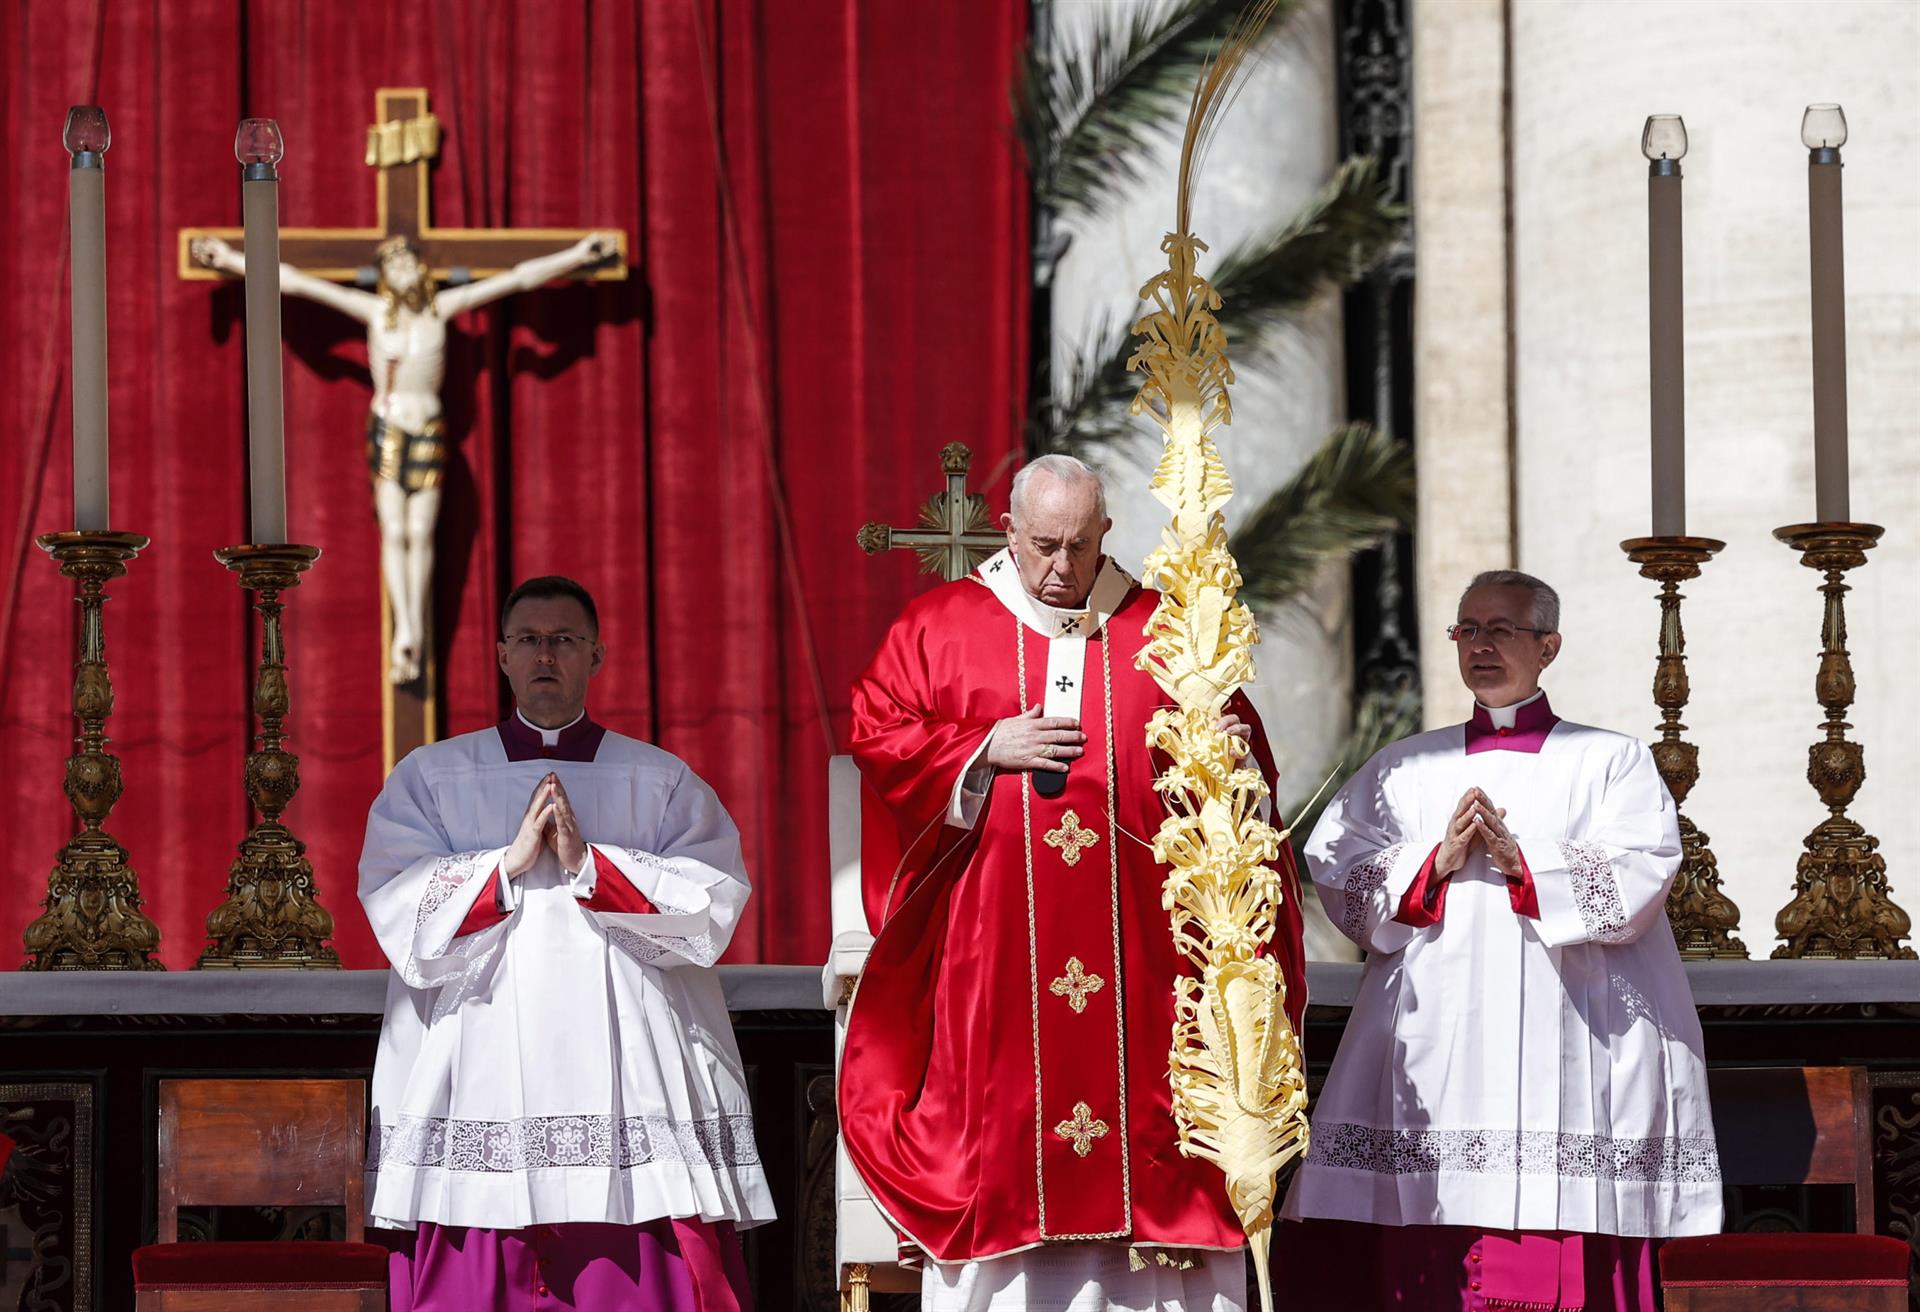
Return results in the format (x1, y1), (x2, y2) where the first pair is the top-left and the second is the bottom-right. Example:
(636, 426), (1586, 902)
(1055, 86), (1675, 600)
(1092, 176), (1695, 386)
(63, 105), (109, 157)
(198, 543), (339, 969)
(234, 117), (285, 169)
(1642, 114), (1688, 163)
(1771, 523), (1912, 960)
(1802, 104), (1848, 152)
(23, 531), (162, 970)
(1619, 536), (1744, 958)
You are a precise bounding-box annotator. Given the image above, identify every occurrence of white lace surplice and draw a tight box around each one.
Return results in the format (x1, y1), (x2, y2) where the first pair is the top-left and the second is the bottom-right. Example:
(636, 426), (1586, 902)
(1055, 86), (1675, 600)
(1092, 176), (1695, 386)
(1281, 719), (1722, 1238)
(358, 727), (776, 1232)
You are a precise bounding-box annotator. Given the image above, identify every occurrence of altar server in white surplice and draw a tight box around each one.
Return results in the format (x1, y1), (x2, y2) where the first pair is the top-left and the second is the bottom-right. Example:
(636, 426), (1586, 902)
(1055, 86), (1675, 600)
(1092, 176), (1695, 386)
(361, 575), (773, 1312)
(1279, 570), (1720, 1312)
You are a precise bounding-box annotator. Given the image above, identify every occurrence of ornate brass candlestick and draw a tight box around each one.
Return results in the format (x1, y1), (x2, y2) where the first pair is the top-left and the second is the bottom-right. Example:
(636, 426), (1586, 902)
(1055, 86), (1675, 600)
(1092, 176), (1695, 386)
(198, 543), (339, 969)
(1771, 523), (1912, 960)
(24, 531), (163, 970)
(1620, 535), (1746, 958)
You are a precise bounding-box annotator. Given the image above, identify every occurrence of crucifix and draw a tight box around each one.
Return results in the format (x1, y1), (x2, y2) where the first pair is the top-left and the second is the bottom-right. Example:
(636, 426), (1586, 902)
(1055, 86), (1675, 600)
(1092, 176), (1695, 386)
(179, 88), (627, 771)
(856, 442), (1005, 583)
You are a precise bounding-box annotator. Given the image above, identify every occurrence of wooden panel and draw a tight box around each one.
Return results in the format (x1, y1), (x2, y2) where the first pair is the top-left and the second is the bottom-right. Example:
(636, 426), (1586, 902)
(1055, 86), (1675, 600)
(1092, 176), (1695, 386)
(1665, 1287), (1905, 1312)
(1706, 1066), (1865, 1187)
(146, 1289), (382, 1312)
(157, 1080), (364, 1225)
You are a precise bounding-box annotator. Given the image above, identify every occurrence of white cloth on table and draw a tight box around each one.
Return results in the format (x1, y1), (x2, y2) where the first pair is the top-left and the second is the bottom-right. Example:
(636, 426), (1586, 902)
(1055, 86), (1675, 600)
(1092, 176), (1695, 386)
(923, 1245), (1245, 1312)
(358, 725), (776, 1232)
(1280, 714), (1722, 1239)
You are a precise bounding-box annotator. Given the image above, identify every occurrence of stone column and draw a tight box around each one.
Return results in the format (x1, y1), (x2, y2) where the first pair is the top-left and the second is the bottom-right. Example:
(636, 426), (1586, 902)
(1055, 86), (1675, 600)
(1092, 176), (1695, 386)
(1411, 0), (1516, 727)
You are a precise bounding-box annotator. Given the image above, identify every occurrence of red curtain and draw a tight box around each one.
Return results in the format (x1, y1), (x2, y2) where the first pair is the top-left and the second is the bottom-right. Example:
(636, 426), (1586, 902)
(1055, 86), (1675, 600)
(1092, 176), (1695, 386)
(0, 0), (1028, 969)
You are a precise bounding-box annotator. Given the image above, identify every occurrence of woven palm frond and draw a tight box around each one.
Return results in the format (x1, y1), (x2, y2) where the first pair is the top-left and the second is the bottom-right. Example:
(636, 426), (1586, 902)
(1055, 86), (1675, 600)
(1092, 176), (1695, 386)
(1127, 6), (1309, 1310)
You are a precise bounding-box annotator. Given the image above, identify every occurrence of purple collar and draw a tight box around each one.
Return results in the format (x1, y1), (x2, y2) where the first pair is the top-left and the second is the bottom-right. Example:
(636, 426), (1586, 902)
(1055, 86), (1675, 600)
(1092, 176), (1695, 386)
(1465, 695), (1559, 755)
(497, 711), (607, 762)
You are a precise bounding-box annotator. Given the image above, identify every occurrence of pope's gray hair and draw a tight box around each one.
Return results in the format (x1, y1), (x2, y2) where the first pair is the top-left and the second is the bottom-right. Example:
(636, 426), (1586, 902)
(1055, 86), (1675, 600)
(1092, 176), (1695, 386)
(1010, 454), (1106, 523)
(1460, 569), (1560, 633)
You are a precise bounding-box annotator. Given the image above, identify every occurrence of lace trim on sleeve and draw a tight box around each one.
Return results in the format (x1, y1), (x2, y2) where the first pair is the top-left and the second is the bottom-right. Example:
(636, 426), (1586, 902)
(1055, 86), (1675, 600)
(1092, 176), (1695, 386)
(1559, 839), (1632, 943)
(1341, 842), (1408, 942)
(601, 848), (717, 967)
(399, 852), (498, 989)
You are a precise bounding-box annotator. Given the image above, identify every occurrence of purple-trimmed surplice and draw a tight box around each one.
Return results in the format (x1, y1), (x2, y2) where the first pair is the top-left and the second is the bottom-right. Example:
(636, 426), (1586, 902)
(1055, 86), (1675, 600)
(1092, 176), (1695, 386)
(389, 1218), (752, 1312)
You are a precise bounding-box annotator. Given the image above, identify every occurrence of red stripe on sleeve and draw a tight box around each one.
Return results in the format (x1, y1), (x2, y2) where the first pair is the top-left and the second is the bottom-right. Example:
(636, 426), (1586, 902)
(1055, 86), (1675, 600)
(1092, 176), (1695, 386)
(582, 847), (659, 916)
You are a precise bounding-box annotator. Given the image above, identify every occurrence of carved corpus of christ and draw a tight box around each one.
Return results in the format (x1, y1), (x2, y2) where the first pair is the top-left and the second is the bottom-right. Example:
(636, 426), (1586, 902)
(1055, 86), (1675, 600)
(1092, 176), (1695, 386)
(191, 231), (618, 684)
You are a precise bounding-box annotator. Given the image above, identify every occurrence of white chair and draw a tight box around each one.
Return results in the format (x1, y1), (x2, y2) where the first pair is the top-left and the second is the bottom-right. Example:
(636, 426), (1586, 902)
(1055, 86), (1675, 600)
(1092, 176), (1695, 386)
(822, 754), (916, 1310)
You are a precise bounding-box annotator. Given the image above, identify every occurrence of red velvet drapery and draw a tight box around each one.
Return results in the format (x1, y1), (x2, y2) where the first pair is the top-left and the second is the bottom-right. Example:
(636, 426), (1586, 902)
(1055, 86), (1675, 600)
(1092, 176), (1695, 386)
(0, 1), (1028, 968)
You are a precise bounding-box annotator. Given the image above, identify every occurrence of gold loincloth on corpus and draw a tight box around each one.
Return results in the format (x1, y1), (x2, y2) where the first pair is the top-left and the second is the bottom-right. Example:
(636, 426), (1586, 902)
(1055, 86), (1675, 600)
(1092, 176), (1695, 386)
(365, 413), (447, 493)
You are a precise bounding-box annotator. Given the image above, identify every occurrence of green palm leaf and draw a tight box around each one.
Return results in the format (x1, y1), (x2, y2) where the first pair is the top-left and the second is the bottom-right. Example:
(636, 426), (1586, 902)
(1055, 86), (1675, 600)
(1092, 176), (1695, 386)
(1229, 421), (1414, 607)
(1210, 156), (1403, 340)
(1283, 682), (1422, 852)
(1034, 158), (1401, 458)
(1018, 0), (1296, 219)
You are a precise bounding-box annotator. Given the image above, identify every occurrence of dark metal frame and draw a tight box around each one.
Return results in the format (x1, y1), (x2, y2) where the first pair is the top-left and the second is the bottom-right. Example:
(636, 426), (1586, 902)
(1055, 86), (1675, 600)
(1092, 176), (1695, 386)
(1336, 0), (1420, 718)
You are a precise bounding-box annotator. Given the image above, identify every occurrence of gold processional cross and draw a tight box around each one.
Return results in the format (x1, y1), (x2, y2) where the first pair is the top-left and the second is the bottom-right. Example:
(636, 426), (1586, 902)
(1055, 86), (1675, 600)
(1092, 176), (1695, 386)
(857, 442), (1004, 582)
(179, 88), (628, 770)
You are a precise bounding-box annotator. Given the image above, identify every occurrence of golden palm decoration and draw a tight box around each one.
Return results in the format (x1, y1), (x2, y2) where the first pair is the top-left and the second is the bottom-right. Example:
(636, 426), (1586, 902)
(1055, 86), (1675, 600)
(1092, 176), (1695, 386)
(1128, 4), (1308, 1307)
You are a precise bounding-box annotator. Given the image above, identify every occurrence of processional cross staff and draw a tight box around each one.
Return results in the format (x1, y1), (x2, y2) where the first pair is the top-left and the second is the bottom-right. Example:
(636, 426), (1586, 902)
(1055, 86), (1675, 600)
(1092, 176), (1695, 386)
(855, 442), (1005, 583)
(179, 87), (627, 769)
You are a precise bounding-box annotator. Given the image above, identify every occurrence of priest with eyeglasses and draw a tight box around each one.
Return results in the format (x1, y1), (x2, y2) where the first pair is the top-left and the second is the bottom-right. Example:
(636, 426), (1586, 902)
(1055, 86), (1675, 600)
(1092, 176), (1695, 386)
(360, 575), (773, 1310)
(1279, 569), (1720, 1310)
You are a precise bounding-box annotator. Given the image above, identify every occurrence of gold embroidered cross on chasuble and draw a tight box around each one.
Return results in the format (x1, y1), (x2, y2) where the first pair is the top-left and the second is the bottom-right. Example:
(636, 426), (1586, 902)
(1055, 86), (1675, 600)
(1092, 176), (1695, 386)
(1043, 810), (1099, 866)
(1049, 957), (1106, 1013)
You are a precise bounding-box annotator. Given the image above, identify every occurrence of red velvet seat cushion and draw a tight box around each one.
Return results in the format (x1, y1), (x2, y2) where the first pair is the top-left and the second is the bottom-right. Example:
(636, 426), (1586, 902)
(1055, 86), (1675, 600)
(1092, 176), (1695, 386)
(1661, 1233), (1911, 1286)
(132, 1241), (389, 1289)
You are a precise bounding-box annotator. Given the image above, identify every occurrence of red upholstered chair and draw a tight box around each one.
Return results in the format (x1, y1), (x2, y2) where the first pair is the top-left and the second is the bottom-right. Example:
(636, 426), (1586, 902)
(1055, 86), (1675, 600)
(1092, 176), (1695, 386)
(132, 1079), (387, 1310)
(1661, 1066), (1911, 1311)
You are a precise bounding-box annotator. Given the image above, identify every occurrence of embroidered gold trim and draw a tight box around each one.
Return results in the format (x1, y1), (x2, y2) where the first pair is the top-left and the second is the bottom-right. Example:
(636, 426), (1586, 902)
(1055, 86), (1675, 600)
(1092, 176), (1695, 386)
(1043, 809), (1099, 866)
(1049, 956), (1106, 1013)
(1053, 1101), (1110, 1158)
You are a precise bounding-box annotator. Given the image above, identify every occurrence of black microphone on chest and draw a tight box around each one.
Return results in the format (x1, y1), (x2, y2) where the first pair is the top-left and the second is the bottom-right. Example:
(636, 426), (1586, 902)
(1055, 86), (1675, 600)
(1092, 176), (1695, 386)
(1033, 767), (1068, 799)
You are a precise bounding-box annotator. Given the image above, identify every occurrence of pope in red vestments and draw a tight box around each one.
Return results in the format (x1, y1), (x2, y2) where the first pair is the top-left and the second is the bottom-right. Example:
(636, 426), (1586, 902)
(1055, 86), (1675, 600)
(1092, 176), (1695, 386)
(839, 457), (1308, 1303)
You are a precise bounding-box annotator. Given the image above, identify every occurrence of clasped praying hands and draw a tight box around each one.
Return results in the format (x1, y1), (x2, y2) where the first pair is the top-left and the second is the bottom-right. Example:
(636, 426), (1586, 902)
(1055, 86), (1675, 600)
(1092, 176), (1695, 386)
(1435, 786), (1524, 880)
(504, 772), (589, 879)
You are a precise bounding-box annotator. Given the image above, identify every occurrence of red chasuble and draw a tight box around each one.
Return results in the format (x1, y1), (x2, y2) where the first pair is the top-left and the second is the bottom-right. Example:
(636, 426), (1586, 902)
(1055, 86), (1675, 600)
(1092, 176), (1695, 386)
(839, 560), (1309, 1263)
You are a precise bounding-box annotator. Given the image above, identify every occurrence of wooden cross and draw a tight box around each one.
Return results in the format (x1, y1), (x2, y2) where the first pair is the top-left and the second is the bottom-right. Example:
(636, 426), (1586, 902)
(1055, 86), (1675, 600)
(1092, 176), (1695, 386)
(1043, 808), (1100, 868)
(856, 442), (1004, 582)
(177, 88), (627, 771)
(1048, 956), (1106, 1014)
(1052, 1100), (1109, 1158)
(178, 87), (628, 284)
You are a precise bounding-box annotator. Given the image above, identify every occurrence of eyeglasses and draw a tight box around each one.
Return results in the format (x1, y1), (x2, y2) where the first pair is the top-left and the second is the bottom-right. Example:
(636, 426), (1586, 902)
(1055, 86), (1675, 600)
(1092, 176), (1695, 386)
(1447, 623), (1552, 644)
(504, 632), (591, 653)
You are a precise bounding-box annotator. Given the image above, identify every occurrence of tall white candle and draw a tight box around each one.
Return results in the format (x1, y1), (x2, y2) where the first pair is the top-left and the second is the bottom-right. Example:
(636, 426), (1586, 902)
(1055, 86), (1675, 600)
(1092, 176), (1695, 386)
(1803, 104), (1850, 524)
(65, 106), (110, 532)
(236, 118), (287, 545)
(1642, 115), (1687, 537)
